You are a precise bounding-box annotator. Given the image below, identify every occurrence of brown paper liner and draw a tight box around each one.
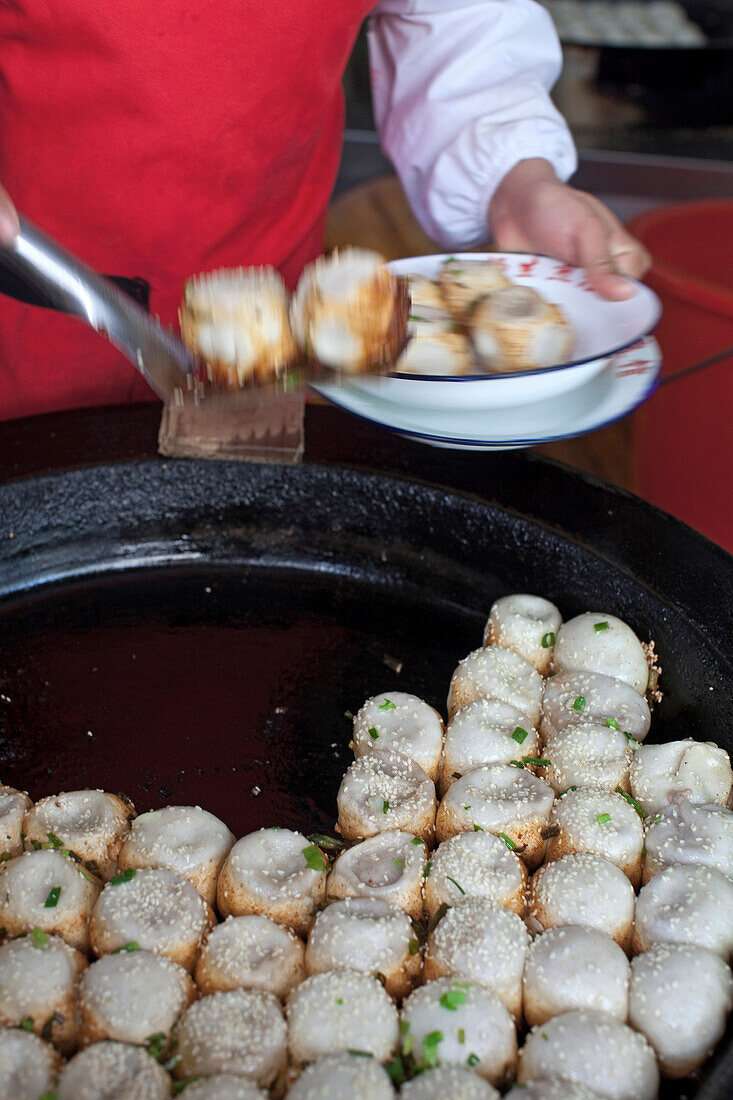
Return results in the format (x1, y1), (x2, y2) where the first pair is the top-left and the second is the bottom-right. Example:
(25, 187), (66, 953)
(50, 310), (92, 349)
(158, 390), (305, 464)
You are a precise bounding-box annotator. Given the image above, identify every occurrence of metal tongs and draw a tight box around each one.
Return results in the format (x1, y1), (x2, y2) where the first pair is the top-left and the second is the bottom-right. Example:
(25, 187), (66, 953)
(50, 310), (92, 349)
(0, 217), (203, 404)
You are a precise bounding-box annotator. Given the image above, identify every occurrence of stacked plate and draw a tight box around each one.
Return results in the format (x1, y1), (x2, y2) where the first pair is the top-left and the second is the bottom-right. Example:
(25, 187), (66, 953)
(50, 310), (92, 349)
(313, 253), (662, 451)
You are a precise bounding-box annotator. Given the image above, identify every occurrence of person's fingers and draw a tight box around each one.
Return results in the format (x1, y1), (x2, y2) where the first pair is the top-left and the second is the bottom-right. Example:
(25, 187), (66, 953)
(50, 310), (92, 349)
(577, 217), (635, 301)
(0, 184), (19, 245)
(608, 232), (652, 280)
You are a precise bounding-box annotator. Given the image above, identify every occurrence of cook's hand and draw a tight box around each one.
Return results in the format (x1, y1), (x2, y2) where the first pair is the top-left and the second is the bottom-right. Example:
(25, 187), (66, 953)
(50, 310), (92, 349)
(488, 158), (651, 301)
(0, 184), (20, 245)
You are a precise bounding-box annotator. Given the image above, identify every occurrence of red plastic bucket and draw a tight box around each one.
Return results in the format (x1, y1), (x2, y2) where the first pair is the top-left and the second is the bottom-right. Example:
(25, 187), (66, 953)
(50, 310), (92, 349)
(628, 200), (733, 551)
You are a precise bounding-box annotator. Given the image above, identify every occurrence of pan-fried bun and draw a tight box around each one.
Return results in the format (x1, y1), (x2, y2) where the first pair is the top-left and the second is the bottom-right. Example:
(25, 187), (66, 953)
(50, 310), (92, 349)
(195, 914), (305, 998)
(0, 849), (101, 952)
(327, 830), (427, 921)
(173, 988), (287, 1086)
(78, 948), (195, 1047)
(23, 790), (134, 882)
(0, 784), (32, 859)
(291, 248), (408, 374)
(517, 1010), (658, 1099)
(117, 804), (235, 906)
(287, 970), (399, 1065)
(89, 866), (214, 971)
(0, 1027), (63, 1100)
(216, 828), (328, 937)
(57, 1040), (171, 1100)
(0, 932), (87, 1053)
(180, 266), (298, 388)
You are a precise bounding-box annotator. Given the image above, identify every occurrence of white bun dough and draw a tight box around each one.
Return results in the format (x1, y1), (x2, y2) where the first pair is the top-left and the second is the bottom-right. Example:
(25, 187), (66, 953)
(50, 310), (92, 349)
(90, 866), (213, 971)
(305, 897), (420, 998)
(425, 830), (527, 919)
(484, 594), (562, 675)
(182, 1076), (268, 1100)
(527, 854), (635, 951)
(0, 848), (101, 953)
(435, 764), (554, 869)
(447, 647), (543, 725)
(543, 724), (632, 795)
(541, 672), (650, 745)
(632, 863), (733, 957)
(441, 700), (540, 793)
(194, 913), (305, 998)
(401, 1064), (500, 1098)
(352, 692), (444, 782)
(506, 1081), (607, 1099)
(400, 977), (517, 1086)
(216, 828), (327, 936)
(545, 787), (644, 885)
(117, 804), (235, 906)
(629, 739), (733, 814)
(425, 896), (529, 1018)
(173, 988), (287, 1086)
(0, 1016), (63, 1099)
(286, 970), (399, 1065)
(0, 784), (32, 858)
(57, 1041), (170, 1100)
(523, 925), (630, 1026)
(629, 943), (733, 1077)
(0, 932), (87, 1053)
(336, 749), (436, 845)
(286, 1053), (396, 1099)
(642, 801), (733, 882)
(552, 614), (649, 696)
(78, 948), (195, 1046)
(517, 1010), (659, 1100)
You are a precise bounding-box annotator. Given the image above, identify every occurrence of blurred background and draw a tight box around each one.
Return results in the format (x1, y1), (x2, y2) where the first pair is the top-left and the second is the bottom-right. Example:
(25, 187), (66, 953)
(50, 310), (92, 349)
(327, 0), (733, 550)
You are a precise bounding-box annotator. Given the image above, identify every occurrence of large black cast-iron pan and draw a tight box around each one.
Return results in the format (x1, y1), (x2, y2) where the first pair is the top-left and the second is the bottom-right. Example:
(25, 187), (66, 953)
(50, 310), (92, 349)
(0, 403), (731, 1097)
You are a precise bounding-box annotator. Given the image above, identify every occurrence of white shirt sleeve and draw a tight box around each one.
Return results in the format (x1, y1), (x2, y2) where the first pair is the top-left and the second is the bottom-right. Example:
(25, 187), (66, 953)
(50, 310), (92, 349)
(368, 0), (578, 248)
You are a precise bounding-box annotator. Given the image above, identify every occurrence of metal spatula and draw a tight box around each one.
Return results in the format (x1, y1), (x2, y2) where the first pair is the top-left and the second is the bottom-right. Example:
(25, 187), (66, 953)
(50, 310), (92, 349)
(0, 216), (207, 404)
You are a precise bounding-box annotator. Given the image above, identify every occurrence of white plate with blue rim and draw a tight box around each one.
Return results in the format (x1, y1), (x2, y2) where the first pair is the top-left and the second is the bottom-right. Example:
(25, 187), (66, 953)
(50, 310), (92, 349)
(312, 335), (662, 451)
(336, 252), (661, 411)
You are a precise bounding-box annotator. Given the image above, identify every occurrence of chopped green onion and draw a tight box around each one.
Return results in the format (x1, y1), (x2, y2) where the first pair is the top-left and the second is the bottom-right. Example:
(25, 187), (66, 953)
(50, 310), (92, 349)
(622, 731), (636, 744)
(458, 1027), (466, 1044)
(31, 927), (48, 949)
(368, 727), (380, 740)
(573, 696), (586, 712)
(422, 1030), (443, 1068)
(145, 1033), (166, 1060)
(46, 832), (64, 849)
(162, 1054), (181, 1072)
(172, 1080), (203, 1097)
(597, 813), (611, 825)
(408, 938), (420, 956)
(113, 941), (140, 953)
(463, 805), (471, 811)
(38, 1093), (58, 1100)
(382, 800), (389, 815)
(606, 717), (620, 729)
(615, 787), (648, 818)
(560, 785), (577, 796)
(302, 845), (327, 872)
(43, 886), (61, 909)
(394, 857), (404, 868)
(20, 1016), (33, 1032)
(439, 987), (468, 1011)
(344, 710), (354, 720)
(411, 837), (423, 846)
(648, 813), (662, 825)
(336, 998), (344, 1005)
(400, 1018), (414, 1057)
(0, 853), (11, 862)
(499, 832), (518, 851)
(378, 699), (397, 711)
(473, 824), (483, 832)
(510, 759), (525, 769)
(307, 833), (347, 852)
(524, 757), (551, 767)
(424, 862), (432, 878)
(594, 621), (610, 632)
(347, 1049), (374, 1058)
(446, 875), (466, 895)
(541, 632), (556, 648)
(110, 868), (136, 886)
(467, 1053), (480, 1067)
(512, 726), (529, 745)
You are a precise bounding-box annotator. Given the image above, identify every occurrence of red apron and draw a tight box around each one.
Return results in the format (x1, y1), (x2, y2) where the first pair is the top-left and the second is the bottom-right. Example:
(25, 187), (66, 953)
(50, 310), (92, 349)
(0, 1), (373, 420)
